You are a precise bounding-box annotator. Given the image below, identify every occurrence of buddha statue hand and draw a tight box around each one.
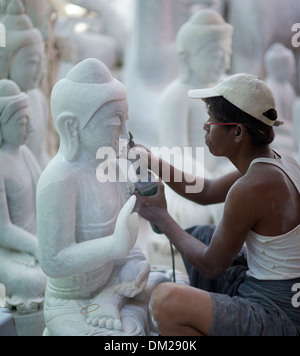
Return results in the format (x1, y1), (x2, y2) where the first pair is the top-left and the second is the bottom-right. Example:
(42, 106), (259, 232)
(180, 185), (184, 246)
(113, 195), (139, 259)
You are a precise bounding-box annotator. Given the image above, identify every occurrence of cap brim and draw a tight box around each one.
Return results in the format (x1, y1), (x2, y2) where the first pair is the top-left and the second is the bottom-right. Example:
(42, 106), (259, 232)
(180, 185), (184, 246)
(188, 87), (221, 99)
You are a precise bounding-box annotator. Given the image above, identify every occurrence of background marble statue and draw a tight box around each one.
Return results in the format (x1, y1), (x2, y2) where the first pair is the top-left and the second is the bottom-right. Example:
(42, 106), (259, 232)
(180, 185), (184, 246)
(227, 0), (300, 77)
(124, 0), (222, 148)
(0, 79), (46, 335)
(37, 58), (169, 336)
(158, 9), (233, 174)
(0, 0), (50, 169)
(264, 43), (297, 157)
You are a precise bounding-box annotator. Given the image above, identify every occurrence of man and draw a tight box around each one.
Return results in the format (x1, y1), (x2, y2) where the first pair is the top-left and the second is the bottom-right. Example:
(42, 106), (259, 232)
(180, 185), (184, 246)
(134, 73), (300, 336)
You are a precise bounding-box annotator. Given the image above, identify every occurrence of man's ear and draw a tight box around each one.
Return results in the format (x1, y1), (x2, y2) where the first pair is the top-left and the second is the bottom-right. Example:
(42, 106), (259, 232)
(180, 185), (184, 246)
(234, 124), (246, 143)
(56, 113), (80, 162)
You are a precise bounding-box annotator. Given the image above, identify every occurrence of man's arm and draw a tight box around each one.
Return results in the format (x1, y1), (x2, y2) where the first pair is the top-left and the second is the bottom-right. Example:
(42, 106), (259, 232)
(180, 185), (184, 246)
(135, 178), (259, 279)
(147, 150), (242, 205)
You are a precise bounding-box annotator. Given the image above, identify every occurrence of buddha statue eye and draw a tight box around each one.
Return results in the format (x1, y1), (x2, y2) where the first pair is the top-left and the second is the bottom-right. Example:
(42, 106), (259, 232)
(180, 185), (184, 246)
(106, 114), (123, 128)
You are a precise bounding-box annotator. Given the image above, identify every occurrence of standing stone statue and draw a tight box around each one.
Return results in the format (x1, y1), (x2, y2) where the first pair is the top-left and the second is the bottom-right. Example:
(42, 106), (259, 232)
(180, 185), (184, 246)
(0, 79), (47, 335)
(37, 58), (168, 336)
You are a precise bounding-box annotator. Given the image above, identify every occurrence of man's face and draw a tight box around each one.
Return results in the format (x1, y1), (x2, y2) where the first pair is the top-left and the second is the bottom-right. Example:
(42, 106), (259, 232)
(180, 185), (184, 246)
(203, 111), (237, 157)
(79, 99), (129, 157)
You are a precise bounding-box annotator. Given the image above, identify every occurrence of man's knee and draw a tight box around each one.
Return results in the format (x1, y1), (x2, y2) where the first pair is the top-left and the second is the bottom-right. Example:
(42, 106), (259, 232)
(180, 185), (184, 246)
(149, 282), (179, 323)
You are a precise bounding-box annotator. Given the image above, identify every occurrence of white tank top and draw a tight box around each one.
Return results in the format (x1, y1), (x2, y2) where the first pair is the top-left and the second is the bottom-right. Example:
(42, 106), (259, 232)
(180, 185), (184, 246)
(246, 151), (300, 280)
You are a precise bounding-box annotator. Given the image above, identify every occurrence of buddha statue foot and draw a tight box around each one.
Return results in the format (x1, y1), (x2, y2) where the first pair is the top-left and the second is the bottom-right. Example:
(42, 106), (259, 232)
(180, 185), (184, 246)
(6, 295), (44, 315)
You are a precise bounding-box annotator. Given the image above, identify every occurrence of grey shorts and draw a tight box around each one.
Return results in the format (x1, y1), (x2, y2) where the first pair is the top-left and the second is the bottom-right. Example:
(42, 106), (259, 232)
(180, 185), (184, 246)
(184, 225), (300, 336)
(209, 277), (299, 336)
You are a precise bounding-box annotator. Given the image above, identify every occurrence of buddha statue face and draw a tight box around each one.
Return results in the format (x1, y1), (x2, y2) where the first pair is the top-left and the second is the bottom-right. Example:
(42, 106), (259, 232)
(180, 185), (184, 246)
(79, 100), (129, 158)
(188, 37), (232, 84)
(9, 42), (45, 92)
(177, 9), (233, 85)
(265, 43), (296, 83)
(0, 79), (32, 149)
(0, 107), (32, 148)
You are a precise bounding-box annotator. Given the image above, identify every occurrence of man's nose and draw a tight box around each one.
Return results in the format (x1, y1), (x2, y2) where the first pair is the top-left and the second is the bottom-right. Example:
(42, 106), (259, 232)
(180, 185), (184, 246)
(203, 121), (210, 132)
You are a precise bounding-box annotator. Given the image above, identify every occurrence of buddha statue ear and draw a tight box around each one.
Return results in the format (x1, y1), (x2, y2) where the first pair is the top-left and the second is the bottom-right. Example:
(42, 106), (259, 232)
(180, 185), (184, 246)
(56, 113), (80, 162)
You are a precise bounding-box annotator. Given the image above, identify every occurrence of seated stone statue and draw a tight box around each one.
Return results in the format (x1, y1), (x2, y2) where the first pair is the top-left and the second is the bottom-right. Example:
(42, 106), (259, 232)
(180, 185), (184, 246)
(37, 58), (167, 336)
(0, 79), (46, 315)
(0, 0), (50, 169)
(158, 9), (233, 174)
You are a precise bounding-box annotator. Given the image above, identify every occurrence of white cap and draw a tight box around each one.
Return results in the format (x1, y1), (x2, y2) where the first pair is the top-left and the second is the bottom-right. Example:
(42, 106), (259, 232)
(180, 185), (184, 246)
(188, 73), (283, 127)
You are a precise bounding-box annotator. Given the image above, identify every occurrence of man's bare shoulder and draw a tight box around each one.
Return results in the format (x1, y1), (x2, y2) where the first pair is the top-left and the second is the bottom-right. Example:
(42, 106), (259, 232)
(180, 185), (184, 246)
(227, 162), (287, 206)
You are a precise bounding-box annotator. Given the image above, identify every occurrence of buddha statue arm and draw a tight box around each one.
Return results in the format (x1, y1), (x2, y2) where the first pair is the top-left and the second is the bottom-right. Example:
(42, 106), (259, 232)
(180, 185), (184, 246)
(37, 179), (139, 278)
(0, 180), (38, 258)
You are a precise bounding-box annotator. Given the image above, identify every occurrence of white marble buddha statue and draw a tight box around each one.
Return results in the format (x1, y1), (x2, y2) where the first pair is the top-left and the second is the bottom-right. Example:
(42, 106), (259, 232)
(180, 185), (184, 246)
(158, 9), (233, 174)
(0, 79), (46, 316)
(0, 0), (50, 168)
(264, 43), (297, 157)
(37, 58), (167, 336)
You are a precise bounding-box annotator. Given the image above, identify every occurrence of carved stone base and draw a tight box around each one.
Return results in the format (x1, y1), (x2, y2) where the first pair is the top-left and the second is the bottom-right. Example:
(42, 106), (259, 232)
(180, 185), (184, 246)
(13, 310), (45, 336)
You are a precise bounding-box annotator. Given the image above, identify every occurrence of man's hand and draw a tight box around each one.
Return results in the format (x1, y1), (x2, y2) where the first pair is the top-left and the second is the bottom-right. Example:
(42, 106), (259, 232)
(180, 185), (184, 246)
(134, 180), (168, 229)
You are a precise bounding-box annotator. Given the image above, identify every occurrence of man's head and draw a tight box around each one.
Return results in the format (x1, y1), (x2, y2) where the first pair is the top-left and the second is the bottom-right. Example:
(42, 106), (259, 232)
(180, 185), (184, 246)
(189, 73), (282, 146)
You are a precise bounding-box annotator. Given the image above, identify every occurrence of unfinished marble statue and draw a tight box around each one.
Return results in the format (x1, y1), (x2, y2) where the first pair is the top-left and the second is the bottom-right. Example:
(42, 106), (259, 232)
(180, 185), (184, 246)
(0, 0), (50, 169)
(158, 9), (233, 174)
(37, 58), (170, 336)
(0, 79), (46, 333)
(264, 43), (297, 156)
(228, 0), (300, 76)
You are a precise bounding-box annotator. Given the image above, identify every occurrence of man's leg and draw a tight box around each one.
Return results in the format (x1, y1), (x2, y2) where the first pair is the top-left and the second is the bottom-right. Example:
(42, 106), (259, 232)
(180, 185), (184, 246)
(149, 282), (212, 336)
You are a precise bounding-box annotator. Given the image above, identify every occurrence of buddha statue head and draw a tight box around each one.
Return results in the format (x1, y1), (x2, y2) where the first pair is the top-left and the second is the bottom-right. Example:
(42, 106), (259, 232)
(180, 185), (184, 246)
(0, 0), (45, 92)
(264, 43), (296, 83)
(0, 79), (32, 148)
(51, 58), (129, 162)
(176, 9), (233, 85)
